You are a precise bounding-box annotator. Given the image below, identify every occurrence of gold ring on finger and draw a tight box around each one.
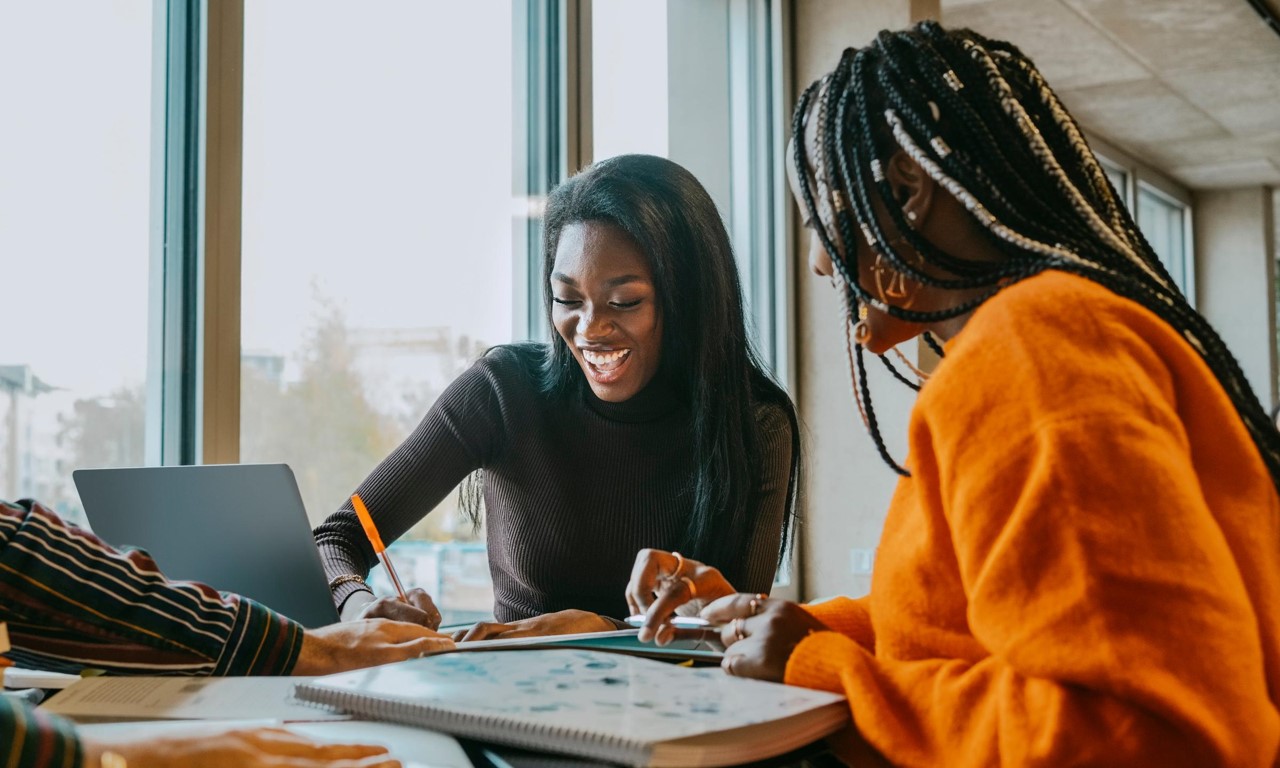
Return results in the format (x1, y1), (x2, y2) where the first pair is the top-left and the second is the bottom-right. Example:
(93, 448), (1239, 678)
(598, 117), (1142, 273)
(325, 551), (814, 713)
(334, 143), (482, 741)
(734, 617), (747, 642)
(680, 576), (698, 599)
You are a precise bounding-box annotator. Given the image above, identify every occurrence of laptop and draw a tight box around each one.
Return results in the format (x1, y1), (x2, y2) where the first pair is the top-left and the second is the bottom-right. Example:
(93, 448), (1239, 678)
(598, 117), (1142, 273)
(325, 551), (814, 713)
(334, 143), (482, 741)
(73, 463), (341, 628)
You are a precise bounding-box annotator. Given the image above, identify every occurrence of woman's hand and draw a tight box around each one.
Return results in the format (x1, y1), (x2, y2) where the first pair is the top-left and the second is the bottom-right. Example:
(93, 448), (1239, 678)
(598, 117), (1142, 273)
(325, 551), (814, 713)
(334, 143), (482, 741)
(83, 727), (402, 768)
(625, 549), (737, 643)
(343, 588), (442, 629)
(292, 619), (454, 675)
(452, 609), (616, 642)
(700, 593), (829, 682)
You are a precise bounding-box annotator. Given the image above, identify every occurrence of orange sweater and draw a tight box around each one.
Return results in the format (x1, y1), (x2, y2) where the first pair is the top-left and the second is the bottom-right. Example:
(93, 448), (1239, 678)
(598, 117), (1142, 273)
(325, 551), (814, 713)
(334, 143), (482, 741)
(786, 271), (1280, 766)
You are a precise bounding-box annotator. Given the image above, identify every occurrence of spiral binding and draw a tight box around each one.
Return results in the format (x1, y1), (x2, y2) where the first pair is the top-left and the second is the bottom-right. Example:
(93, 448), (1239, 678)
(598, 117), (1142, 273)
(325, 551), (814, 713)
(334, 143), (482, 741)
(295, 684), (649, 766)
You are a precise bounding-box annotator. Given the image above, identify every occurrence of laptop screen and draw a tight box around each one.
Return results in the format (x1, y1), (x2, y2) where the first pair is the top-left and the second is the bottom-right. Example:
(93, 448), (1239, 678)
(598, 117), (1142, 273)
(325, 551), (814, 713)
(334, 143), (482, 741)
(73, 463), (341, 628)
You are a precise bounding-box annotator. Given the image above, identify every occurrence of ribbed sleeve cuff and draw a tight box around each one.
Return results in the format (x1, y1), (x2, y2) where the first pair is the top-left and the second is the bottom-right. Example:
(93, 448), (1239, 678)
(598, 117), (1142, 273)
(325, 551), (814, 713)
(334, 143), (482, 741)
(333, 582), (374, 614)
(801, 596), (875, 650)
(784, 629), (867, 694)
(317, 541), (374, 613)
(213, 596), (305, 676)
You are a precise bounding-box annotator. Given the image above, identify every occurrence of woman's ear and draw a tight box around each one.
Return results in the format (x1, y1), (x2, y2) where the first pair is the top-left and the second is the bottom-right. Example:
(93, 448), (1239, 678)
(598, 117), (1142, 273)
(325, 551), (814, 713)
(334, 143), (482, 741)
(886, 149), (935, 225)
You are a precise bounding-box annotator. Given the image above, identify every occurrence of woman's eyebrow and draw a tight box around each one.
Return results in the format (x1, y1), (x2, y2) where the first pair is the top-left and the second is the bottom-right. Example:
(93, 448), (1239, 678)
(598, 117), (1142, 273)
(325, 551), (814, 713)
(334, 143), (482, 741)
(551, 273), (647, 288)
(603, 275), (647, 288)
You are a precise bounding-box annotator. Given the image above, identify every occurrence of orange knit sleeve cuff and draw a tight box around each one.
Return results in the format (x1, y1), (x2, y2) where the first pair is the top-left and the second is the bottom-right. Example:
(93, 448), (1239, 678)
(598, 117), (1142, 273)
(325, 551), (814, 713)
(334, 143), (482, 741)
(801, 596), (874, 650)
(784, 629), (867, 694)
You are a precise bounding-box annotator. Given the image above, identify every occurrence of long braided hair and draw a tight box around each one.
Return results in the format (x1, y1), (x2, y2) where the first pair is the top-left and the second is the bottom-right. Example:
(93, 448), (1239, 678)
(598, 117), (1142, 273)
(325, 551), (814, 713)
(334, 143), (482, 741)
(793, 21), (1280, 491)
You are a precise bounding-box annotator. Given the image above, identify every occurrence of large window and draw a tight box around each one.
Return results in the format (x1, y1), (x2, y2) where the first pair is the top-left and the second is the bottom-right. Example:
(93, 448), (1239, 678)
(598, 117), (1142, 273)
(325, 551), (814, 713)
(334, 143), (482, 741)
(591, 2), (669, 160)
(0, 3), (155, 524)
(590, 0), (793, 387)
(2, 0), (795, 613)
(1096, 148), (1194, 302)
(1098, 157), (1130, 211)
(1137, 183), (1190, 294)
(239, 1), (535, 623)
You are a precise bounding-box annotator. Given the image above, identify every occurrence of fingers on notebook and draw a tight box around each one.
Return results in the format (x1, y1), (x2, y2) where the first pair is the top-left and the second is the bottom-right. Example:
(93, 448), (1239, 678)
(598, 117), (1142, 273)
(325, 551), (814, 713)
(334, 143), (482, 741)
(398, 637), (455, 659)
(402, 588), (443, 630)
(635, 581), (699, 643)
(360, 594), (439, 629)
(370, 618), (451, 642)
(455, 622), (516, 642)
(699, 592), (757, 623)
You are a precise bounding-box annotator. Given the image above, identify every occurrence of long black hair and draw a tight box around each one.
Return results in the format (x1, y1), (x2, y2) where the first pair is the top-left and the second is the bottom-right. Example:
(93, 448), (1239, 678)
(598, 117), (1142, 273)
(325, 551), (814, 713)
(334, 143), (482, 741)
(792, 21), (1280, 492)
(540, 153), (801, 575)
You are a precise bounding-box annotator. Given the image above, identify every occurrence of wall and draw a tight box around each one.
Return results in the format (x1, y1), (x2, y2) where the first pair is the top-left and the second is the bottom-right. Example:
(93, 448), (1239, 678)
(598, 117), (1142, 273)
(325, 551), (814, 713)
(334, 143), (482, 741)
(1194, 187), (1278, 410)
(793, 0), (939, 601)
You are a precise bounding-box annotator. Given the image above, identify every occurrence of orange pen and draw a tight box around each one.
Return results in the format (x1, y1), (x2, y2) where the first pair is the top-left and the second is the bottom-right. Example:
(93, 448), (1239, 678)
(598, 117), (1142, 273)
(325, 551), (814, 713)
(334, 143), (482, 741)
(351, 493), (409, 603)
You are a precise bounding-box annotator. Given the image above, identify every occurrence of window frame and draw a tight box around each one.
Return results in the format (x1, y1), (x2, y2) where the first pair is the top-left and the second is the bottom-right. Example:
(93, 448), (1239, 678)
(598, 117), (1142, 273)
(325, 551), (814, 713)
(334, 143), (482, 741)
(171, 0), (802, 600)
(148, 0), (207, 467)
(1135, 180), (1194, 300)
(192, 0), (567, 461)
(1090, 132), (1196, 306)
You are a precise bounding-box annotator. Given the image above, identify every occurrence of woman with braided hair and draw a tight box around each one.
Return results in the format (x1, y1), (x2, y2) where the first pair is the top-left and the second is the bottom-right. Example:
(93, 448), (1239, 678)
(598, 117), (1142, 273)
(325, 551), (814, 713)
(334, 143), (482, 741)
(628, 22), (1280, 766)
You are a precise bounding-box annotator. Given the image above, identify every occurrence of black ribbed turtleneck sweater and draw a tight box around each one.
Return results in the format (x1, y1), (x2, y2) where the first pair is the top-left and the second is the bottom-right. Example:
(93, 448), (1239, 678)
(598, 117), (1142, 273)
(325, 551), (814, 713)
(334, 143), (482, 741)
(314, 344), (793, 623)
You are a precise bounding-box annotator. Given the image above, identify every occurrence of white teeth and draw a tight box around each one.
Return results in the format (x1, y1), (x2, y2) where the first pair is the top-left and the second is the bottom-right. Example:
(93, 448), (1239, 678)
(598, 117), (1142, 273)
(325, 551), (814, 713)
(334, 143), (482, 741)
(582, 349), (630, 368)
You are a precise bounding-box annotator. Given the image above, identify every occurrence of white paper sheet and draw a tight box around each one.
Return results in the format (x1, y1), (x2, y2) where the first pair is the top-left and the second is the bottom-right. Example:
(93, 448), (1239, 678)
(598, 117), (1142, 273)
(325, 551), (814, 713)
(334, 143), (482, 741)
(41, 676), (343, 722)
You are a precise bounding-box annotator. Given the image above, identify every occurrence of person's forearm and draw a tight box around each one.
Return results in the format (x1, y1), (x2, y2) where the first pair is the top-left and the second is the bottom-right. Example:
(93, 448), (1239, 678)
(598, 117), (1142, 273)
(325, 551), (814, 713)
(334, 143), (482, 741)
(0, 697), (84, 768)
(1, 500), (303, 676)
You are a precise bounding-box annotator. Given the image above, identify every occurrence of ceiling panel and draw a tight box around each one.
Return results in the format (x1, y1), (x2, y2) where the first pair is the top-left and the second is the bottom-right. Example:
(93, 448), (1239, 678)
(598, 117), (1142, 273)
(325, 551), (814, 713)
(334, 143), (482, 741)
(1064, 0), (1280, 74)
(1131, 132), (1280, 169)
(1161, 63), (1280, 137)
(944, 0), (1149, 90)
(940, 0), (1280, 188)
(1057, 78), (1226, 146)
(1170, 158), (1280, 188)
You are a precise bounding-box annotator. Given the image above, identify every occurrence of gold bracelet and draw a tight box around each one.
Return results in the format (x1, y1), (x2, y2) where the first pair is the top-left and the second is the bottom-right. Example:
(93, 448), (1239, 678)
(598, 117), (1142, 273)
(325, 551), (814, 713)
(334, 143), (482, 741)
(327, 574), (368, 591)
(100, 750), (128, 768)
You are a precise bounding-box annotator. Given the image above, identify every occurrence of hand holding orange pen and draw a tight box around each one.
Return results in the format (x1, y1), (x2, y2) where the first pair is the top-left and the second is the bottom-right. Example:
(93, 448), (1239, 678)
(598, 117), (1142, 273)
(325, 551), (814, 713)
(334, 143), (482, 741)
(350, 493), (409, 603)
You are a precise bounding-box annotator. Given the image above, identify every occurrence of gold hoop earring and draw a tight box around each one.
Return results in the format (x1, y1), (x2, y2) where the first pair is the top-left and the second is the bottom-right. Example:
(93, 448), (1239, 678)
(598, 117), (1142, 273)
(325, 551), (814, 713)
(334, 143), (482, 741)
(852, 303), (871, 346)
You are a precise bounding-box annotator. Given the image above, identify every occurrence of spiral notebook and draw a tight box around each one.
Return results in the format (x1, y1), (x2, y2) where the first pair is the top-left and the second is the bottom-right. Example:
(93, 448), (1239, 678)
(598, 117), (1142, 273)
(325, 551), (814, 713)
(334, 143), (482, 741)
(293, 649), (848, 767)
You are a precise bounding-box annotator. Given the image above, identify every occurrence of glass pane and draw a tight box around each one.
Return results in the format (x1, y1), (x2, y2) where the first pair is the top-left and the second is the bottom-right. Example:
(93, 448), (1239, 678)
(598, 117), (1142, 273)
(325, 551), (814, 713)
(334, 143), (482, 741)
(0, 3), (154, 524)
(1100, 160), (1129, 209)
(591, 0), (669, 160)
(240, 0), (519, 624)
(1138, 185), (1188, 293)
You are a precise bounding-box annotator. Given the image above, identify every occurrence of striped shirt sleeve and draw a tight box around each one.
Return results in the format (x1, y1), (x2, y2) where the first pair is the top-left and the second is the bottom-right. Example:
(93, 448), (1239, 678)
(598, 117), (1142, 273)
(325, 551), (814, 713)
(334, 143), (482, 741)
(0, 696), (82, 768)
(0, 499), (303, 677)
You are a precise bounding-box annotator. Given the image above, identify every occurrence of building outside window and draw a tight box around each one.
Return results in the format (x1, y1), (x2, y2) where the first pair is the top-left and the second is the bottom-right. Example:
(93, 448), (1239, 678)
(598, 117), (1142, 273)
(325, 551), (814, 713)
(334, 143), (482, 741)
(239, 0), (528, 624)
(0, 3), (153, 524)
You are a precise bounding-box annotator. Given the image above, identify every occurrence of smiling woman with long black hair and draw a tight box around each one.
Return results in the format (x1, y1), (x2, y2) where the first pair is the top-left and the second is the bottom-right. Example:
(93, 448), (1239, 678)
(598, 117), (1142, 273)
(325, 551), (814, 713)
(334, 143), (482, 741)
(313, 153), (800, 639)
